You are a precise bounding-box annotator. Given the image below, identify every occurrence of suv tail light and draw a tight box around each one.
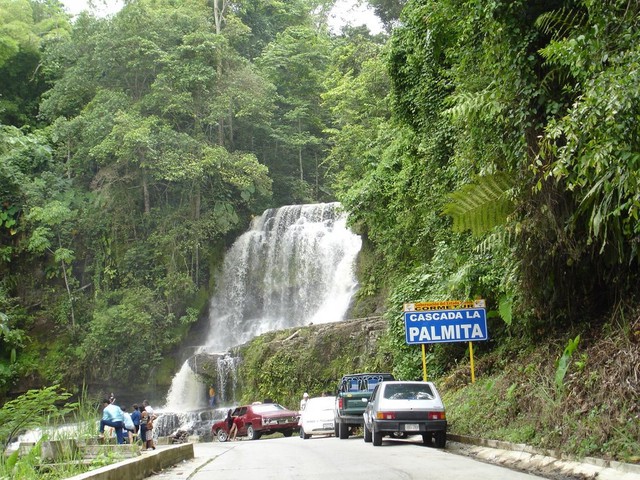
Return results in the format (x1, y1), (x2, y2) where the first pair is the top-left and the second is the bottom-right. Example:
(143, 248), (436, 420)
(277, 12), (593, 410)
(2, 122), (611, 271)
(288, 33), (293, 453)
(376, 412), (396, 420)
(428, 411), (446, 420)
(338, 398), (343, 409)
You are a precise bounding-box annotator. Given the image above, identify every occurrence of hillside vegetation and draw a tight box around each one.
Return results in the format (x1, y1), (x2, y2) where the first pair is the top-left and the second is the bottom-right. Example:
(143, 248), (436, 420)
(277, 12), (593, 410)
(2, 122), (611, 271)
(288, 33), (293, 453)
(203, 307), (638, 462)
(1, 0), (639, 466)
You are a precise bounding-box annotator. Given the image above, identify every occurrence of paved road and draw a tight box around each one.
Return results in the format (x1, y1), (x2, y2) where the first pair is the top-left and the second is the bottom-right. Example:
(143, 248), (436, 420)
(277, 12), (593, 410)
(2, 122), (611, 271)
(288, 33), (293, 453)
(148, 435), (546, 480)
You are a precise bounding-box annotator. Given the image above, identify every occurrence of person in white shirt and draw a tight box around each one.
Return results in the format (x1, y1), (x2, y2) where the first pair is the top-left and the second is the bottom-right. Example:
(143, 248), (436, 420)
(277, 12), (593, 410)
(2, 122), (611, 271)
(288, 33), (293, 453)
(142, 399), (156, 449)
(122, 406), (135, 443)
(299, 392), (309, 412)
(143, 399), (154, 417)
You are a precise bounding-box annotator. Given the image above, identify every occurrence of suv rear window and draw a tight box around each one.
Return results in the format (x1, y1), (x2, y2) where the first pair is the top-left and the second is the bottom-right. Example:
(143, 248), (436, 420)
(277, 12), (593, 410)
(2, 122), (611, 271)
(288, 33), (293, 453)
(340, 374), (394, 393)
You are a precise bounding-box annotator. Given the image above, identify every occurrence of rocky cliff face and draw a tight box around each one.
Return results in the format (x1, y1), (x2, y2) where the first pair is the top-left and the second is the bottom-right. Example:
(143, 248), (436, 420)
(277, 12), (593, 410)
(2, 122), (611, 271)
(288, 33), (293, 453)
(189, 316), (392, 408)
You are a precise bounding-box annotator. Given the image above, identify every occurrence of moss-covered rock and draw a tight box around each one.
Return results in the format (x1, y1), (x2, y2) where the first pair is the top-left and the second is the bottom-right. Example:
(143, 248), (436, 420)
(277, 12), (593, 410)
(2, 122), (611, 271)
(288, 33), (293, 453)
(188, 317), (392, 410)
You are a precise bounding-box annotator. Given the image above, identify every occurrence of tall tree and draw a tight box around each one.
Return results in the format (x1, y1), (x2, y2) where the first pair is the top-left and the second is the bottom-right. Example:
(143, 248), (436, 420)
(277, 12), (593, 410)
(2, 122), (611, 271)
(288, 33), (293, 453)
(367, 0), (406, 30)
(12, 0), (274, 387)
(0, 0), (71, 126)
(258, 25), (332, 202)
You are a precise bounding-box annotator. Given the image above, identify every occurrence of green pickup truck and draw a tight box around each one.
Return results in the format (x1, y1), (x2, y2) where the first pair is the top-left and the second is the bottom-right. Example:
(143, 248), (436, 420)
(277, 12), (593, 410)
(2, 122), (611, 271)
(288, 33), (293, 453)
(333, 372), (395, 439)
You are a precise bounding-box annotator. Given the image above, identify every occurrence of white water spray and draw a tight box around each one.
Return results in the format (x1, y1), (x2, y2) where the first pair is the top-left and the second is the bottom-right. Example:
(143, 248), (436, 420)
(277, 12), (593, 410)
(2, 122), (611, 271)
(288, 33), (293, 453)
(164, 203), (361, 411)
(164, 362), (207, 411)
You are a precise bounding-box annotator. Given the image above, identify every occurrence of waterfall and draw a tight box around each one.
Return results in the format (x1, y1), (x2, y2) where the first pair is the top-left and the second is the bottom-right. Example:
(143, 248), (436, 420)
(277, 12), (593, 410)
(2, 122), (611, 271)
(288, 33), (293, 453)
(215, 355), (240, 404)
(163, 202), (361, 413)
(164, 362), (206, 412)
(204, 202), (361, 350)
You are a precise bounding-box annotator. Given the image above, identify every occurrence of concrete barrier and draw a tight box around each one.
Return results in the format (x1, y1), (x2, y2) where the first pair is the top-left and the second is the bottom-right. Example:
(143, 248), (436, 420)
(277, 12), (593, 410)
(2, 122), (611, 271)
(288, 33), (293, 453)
(41, 440), (79, 461)
(65, 443), (194, 480)
(447, 433), (640, 477)
(82, 443), (141, 459)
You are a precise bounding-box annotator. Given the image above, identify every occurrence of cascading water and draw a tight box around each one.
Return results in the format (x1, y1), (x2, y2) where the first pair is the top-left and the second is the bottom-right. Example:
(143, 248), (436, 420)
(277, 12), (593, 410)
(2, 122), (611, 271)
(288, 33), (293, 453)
(203, 202), (362, 351)
(215, 355), (239, 405)
(162, 202), (361, 416)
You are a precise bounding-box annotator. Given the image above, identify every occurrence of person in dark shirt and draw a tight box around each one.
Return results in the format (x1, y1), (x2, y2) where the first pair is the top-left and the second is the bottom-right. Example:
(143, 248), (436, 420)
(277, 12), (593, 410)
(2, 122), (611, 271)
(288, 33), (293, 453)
(226, 409), (239, 440)
(131, 404), (141, 434)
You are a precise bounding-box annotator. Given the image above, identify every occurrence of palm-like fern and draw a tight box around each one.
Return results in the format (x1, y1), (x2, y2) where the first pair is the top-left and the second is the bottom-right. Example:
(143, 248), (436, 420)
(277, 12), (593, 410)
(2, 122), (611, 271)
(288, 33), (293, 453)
(441, 172), (514, 236)
(535, 7), (586, 40)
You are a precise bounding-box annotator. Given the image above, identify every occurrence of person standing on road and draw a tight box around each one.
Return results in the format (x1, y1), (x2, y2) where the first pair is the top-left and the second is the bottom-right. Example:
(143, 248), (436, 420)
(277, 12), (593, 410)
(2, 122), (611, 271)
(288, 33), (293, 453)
(225, 409), (239, 440)
(299, 392), (309, 412)
(141, 400), (157, 449)
(122, 406), (135, 444)
(231, 415), (242, 441)
(139, 409), (150, 449)
(146, 411), (156, 450)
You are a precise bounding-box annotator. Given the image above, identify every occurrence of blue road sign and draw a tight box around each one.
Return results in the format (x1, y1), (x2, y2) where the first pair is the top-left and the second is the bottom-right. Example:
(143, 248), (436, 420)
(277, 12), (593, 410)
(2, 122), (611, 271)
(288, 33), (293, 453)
(404, 308), (488, 344)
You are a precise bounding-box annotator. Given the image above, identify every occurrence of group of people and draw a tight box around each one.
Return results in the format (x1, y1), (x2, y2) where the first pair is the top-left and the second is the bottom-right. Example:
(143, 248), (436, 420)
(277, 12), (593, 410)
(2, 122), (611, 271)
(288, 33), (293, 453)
(99, 394), (157, 450)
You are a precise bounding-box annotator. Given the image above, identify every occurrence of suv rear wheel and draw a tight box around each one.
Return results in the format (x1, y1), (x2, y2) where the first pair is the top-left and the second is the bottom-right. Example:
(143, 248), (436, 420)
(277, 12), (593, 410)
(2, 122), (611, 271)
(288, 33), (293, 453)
(338, 421), (349, 439)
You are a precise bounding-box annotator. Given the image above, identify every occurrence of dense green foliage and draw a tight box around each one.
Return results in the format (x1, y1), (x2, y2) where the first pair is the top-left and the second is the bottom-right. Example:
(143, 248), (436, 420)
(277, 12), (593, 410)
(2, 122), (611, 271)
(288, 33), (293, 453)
(0, 0), (344, 397)
(1, 0), (639, 463)
(328, 0), (640, 377)
(321, 0), (639, 460)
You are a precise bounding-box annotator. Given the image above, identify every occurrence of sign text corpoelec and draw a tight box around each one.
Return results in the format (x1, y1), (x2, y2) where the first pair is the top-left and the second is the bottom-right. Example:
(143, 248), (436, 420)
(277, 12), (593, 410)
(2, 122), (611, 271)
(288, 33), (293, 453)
(404, 308), (488, 344)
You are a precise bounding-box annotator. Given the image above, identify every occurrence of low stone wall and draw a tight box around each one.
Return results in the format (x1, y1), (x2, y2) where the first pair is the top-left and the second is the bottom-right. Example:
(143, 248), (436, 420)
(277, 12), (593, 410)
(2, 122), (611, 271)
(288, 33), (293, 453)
(65, 443), (194, 480)
(448, 434), (640, 478)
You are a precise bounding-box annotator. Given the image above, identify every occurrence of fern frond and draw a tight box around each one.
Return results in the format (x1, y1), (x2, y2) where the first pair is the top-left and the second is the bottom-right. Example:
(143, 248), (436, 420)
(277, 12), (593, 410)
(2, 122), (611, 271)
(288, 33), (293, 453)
(444, 88), (503, 122)
(475, 228), (514, 255)
(442, 172), (514, 236)
(535, 7), (586, 40)
(539, 68), (572, 96)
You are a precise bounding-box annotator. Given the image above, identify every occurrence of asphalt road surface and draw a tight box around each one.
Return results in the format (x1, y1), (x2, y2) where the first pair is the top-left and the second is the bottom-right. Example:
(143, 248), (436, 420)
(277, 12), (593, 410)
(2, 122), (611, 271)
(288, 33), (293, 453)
(149, 434), (546, 480)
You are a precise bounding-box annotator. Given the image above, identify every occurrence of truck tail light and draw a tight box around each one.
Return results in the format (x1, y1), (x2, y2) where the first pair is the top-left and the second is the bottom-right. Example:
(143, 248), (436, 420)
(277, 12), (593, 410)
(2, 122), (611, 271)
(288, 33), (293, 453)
(338, 398), (343, 409)
(428, 411), (446, 420)
(376, 412), (396, 420)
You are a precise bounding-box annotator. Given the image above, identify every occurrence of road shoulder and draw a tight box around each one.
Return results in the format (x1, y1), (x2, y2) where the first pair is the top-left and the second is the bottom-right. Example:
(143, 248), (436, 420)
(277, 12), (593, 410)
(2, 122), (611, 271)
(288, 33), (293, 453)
(447, 434), (640, 480)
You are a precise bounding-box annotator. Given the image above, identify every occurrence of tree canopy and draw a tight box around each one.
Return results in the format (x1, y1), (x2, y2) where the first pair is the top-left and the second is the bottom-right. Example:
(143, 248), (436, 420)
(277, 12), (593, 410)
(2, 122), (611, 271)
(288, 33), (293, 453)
(0, 0), (638, 414)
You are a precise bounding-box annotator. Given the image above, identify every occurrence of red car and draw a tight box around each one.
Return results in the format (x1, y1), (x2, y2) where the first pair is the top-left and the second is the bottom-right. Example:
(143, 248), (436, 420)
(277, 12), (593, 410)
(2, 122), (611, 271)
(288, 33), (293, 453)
(212, 403), (300, 441)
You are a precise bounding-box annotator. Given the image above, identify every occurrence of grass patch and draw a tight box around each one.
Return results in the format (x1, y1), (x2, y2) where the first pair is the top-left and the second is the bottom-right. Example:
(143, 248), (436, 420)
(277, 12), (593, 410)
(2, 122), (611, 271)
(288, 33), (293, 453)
(0, 387), (129, 479)
(440, 314), (640, 463)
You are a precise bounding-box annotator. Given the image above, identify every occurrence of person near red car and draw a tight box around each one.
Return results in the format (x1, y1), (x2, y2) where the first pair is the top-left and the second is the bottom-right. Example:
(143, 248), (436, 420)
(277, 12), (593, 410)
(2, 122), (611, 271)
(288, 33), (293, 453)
(232, 415), (243, 441)
(212, 403), (299, 441)
(225, 409), (237, 440)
